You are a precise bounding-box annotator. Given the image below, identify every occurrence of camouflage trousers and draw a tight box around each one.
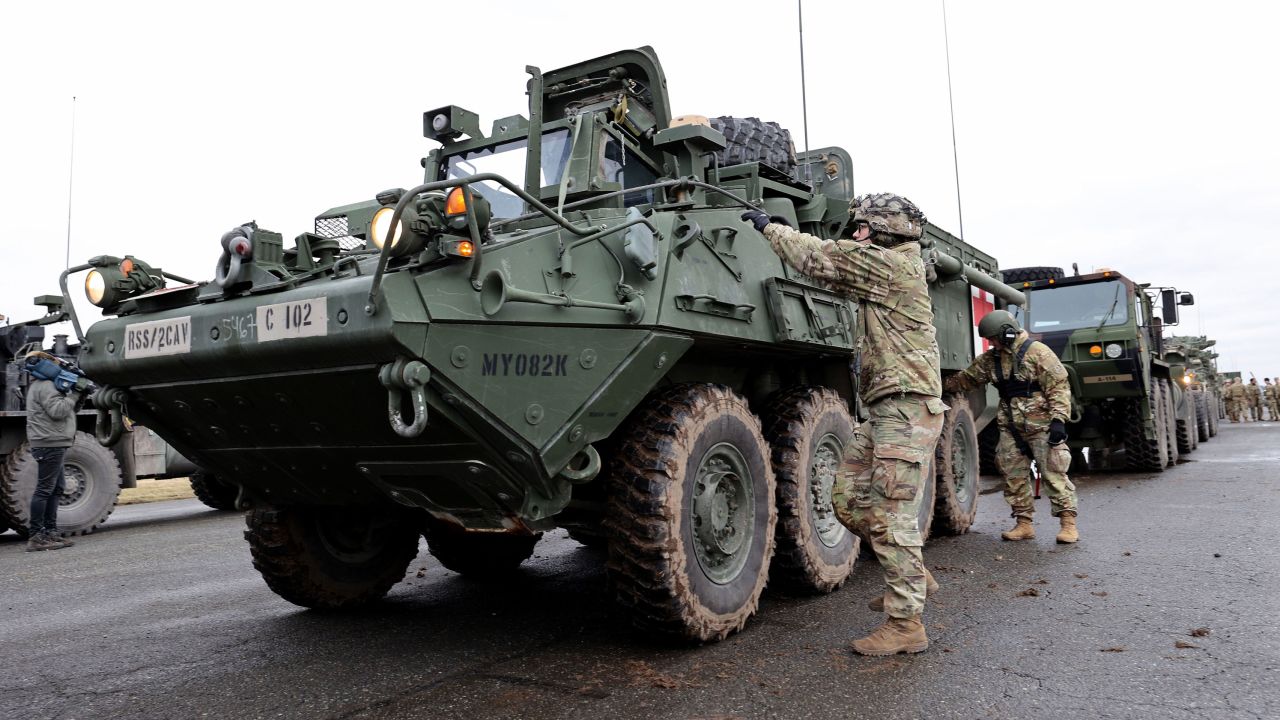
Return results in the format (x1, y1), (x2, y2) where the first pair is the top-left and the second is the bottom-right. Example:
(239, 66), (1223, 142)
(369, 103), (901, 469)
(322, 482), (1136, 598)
(1270, 399), (1280, 421)
(1227, 399), (1242, 422)
(832, 394), (945, 619)
(996, 428), (1077, 519)
(1250, 401), (1262, 422)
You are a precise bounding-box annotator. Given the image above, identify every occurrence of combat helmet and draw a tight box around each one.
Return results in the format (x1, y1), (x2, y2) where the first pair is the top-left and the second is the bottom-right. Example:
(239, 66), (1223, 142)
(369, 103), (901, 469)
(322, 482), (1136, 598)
(850, 193), (927, 246)
(978, 310), (1021, 342)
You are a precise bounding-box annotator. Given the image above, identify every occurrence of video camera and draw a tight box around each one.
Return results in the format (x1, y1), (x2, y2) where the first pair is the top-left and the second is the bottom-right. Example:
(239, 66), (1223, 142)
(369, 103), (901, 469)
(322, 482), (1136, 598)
(24, 352), (97, 395)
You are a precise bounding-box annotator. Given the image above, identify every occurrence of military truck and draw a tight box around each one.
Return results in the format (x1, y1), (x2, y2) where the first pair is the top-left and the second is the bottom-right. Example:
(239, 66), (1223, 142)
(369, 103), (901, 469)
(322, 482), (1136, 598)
(1005, 266), (1199, 472)
(0, 296), (213, 538)
(1164, 335), (1221, 442)
(62, 48), (1023, 641)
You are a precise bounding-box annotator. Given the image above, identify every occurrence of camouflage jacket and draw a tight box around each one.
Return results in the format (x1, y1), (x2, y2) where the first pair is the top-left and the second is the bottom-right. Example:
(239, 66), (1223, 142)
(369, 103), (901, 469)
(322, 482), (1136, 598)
(1248, 383), (1264, 402)
(763, 224), (941, 404)
(1226, 383), (1246, 400)
(944, 331), (1071, 433)
(1265, 384), (1276, 401)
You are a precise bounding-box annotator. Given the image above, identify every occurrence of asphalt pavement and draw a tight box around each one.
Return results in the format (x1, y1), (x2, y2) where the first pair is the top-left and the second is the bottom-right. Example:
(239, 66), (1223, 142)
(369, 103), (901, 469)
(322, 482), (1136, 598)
(2, 422), (1277, 720)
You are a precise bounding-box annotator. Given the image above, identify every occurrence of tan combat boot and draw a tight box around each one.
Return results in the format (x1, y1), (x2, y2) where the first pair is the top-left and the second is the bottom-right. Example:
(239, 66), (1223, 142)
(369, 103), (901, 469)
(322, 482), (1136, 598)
(851, 615), (929, 656)
(868, 569), (940, 611)
(1056, 512), (1079, 544)
(1001, 518), (1035, 541)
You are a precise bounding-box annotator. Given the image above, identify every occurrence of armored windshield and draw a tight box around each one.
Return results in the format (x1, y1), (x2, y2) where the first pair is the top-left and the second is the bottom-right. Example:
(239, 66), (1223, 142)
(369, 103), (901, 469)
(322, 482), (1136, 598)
(444, 130), (572, 219)
(1020, 279), (1130, 333)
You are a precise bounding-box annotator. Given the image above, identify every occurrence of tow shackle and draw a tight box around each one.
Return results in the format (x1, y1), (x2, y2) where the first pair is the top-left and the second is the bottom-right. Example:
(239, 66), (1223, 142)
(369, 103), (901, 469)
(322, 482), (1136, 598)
(378, 359), (431, 438)
(93, 386), (128, 447)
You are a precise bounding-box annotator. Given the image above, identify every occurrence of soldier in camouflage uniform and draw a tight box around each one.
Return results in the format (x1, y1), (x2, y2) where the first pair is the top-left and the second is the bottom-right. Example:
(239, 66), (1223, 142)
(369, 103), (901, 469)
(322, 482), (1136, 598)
(944, 311), (1079, 543)
(1225, 379), (1244, 422)
(1247, 378), (1264, 422)
(1265, 378), (1279, 421)
(744, 193), (945, 656)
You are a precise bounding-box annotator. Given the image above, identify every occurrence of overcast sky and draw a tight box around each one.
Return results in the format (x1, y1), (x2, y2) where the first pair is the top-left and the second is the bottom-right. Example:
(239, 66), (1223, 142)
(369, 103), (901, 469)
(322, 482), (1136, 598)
(2, 0), (1276, 375)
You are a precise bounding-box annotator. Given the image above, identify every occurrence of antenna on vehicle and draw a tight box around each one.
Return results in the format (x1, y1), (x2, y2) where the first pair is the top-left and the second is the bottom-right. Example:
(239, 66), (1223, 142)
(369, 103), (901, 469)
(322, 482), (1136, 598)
(797, 0), (811, 183)
(942, 0), (964, 239)
(65, 96), (77, 269)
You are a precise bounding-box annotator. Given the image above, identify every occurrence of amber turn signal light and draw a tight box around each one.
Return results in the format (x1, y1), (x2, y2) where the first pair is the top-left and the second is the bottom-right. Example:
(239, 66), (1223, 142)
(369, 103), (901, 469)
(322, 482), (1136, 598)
(445, 187), (468, 216)
(1089, 345), (1103, 357)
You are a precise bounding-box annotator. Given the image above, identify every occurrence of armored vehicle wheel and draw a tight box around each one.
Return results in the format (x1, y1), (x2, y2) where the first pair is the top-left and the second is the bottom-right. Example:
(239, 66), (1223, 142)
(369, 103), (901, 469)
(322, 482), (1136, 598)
(1194, 393), (1211, 443)
(709, 117), (797, 173)
(0, 433), (122, 538)
(1000, 266), (1065, 284)
(425, 523), (541, 577)
(978, 423), (1001, 476)
(762, 387), (857, 593)
(933, 398), (980, 535)
(189, 471), (239, 511)
(1208, 394), (1220, 437)
(1123, 394), (1166, 472)
(245, 505), (420, 609)
(603, 384), (776, 642)
(1161, 380), (1180, 465)
(1177, 398), (1196, 454)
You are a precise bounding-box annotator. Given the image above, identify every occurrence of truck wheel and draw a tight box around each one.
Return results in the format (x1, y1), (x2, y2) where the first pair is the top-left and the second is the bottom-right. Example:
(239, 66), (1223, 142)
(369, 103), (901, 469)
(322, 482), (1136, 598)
(1000, 266), (1065, 284)
(245, 505), (419, 609)
(1162, 380), (1180, 465)
(1194, 393), (1210, 442)
(604, 383), (776, 642)
(1123, 393), (1166, 472)
(708, 117), (797, 173)
(933, 398), (980, 535)
(763, 386), (857, 593)
(189, 471), (239, 511)
(0, 432), (122, 538)
(1208, 394), (1220, 436)
(425, 523), (541, 577)
(978, 423), (1001, 476)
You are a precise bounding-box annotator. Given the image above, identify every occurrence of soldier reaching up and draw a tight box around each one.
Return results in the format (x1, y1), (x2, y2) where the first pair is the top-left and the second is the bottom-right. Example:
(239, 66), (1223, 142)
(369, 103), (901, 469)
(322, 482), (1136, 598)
(745, 193), (945, 656)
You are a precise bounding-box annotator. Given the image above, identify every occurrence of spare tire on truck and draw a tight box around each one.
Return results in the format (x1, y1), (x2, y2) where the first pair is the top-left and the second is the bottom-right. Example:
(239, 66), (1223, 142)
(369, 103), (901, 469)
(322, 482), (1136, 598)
(1000, 266), (1065, 284)
(708, 117), (797, 173)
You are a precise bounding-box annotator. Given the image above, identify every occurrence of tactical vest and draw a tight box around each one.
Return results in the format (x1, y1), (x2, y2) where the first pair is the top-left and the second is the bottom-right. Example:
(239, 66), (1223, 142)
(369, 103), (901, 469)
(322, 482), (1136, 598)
(993, 341), (1043, 400)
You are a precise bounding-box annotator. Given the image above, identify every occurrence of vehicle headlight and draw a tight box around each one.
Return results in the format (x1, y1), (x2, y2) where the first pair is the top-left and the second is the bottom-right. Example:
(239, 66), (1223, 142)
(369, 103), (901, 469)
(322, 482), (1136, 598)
(1105, 343), (1123, 359)
(85, 270), (108, 305)
(369, 206), (402, 250)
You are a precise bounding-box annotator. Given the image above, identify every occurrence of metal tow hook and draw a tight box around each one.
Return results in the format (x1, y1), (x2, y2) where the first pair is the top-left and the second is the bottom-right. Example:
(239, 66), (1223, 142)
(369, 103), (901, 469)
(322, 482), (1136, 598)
(378, 359), (431, 438)
(93, 386), (128, 447)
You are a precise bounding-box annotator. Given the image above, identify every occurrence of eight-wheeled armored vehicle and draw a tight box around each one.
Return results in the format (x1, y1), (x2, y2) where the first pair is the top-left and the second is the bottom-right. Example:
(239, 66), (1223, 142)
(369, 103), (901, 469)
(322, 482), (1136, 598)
(66, 48), (1024, 640)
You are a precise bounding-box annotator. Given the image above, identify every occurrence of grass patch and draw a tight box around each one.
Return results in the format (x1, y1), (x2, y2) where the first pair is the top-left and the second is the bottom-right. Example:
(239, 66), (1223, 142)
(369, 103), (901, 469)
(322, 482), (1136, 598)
(118, 478), (194, 505)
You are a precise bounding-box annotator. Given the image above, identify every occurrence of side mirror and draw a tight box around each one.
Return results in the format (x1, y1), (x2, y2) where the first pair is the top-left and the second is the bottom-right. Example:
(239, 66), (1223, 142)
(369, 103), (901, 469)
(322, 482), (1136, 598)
(1160, 289), (1180, 325)
(1178, 292), (1195, 306)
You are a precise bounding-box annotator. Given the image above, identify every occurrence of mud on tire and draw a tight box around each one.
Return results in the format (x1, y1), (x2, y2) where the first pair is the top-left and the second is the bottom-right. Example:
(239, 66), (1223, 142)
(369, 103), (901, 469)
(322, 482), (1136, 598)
(708, 117), (797, 173)
(603, 383), (776, 642)
(0, 432), (122, 538)
(189, 471), (239, 511)
(933, 397), (980, 535)
(763, 386), (857, 593)
(425, 523), (541, 577)
(1123, 392), (1166, 472)
(245, 505), (420, 609)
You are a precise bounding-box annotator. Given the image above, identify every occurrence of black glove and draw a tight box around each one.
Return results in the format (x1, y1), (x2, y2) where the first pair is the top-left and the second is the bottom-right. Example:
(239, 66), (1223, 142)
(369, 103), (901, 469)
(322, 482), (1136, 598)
(740, 210), (790, 232)
(1048, 419), (1067, 445)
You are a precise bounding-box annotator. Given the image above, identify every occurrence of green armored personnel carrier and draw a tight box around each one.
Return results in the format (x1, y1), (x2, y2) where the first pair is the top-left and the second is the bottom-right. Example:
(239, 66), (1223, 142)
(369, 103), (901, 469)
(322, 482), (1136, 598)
(1005, 266), (1199, 472)
(1164, 335), (1221, 443)
(64, 48), (1023, 641)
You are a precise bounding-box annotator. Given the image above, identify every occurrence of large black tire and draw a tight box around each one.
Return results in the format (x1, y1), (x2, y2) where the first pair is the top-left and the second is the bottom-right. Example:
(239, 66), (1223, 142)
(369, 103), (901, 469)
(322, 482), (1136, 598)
(933, 397), (981, 535)
(1000, 266), (1065, 284)
(0, 432), (122, 538)
(1208, 392), (1220, 436)
(1162, 380), (1180, 465)
(708, 117), (797, 173)
(978, 422), (1001, 476)
(1194, 392), (1211, 443)
(189, 471), (239, 511)
(603, 384), (776, 642)
(1123, 393), (1166, 472)
(425, 523), (541, 577)
(245, 505), (420, 609)
(763, 387), (857, 593)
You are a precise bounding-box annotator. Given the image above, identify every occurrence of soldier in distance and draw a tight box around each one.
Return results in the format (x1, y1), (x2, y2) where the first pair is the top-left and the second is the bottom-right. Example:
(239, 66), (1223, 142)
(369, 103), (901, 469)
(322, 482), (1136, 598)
(944, 311), (1080, 544)
(744, 193), (945, 656)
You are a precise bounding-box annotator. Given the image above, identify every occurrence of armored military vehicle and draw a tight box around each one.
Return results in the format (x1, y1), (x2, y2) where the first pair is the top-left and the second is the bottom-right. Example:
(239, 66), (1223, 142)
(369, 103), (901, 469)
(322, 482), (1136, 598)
(1164, 335), (1221, 443)
(0, 296), (206, 537)
(1005, 266), (1199, 472)
(65, 48), (1023, 641)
